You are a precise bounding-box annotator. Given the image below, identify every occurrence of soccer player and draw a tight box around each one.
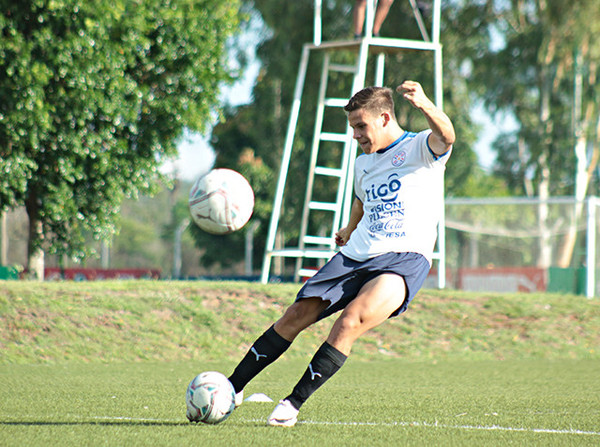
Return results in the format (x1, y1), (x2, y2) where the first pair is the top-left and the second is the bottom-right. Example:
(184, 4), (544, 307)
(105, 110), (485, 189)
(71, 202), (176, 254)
(228, 80), (455, 427)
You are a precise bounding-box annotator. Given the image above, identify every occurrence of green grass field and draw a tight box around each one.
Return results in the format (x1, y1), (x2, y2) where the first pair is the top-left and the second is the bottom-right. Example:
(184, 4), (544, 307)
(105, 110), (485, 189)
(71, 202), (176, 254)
(1, 280), (599, 446)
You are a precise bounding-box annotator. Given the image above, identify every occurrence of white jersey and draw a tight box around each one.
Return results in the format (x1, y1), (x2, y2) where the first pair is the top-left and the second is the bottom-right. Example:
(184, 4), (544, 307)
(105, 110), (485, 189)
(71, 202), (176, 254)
(340, 130), (451, 264)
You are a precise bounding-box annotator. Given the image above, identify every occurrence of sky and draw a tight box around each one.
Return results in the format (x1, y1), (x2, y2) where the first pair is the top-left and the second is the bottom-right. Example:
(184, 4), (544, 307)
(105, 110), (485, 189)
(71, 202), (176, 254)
(471, 103), (518, 170)
(160, 131), (215, 182)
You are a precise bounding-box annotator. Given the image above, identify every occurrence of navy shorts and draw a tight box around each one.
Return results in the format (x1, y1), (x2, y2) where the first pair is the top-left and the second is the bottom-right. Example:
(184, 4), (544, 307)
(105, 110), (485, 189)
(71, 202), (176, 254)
(296, 251), (430, 320)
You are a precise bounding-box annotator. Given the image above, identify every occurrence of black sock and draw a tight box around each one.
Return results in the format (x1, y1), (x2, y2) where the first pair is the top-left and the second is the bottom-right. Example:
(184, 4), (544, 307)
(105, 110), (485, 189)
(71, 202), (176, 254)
(228, 325), (291, 393)
(286, 342), (347, 410)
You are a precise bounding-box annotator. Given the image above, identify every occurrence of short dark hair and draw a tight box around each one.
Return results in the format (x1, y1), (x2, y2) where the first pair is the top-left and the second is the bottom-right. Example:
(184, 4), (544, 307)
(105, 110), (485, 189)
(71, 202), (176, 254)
(344, 86), (396, 119)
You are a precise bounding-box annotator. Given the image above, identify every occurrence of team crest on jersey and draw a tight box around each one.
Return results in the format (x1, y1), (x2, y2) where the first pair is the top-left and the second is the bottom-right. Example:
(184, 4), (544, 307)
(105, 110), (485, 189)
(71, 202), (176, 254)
(391, 150), (406, 167)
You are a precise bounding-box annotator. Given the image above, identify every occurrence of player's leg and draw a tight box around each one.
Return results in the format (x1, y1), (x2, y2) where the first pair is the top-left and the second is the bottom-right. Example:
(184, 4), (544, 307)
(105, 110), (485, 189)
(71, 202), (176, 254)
(228, 297), (328, 397)
(269, 273), (406, 426)
(372, 0), (394, 36)
(273, 296), (330, 341)
(353, 0), (367, 37)
(232, 251), (352, 411)
(327, 272), (405, 355)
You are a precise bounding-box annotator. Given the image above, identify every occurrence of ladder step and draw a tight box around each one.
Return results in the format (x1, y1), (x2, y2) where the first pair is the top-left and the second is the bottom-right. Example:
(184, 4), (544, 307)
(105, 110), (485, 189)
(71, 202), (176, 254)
(298, 268), (319, 278)
(314, 166), (343, 177)
(308, 201), (338, 211)
(323, 98), (349, 107)
(303, 235), (334, 245)
(329, 63), (357, 73)
(270, 248), (336, 259)
(320, 132), (347, 142)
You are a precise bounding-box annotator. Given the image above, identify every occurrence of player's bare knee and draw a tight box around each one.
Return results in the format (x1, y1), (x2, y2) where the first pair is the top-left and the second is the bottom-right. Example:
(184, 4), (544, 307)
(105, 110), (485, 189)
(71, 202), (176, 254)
(277, 300), (321, 333)
(335, 312), (365, 337)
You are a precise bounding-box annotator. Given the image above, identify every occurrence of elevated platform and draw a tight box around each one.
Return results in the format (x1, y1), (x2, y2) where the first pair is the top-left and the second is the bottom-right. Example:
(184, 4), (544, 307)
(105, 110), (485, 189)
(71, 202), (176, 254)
(307, 36), (441, 53)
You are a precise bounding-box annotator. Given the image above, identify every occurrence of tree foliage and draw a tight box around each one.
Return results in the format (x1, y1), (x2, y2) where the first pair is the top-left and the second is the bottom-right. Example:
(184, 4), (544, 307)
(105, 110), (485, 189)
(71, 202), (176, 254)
(472, 0), (600, 197)
(0, 0), (242, 276)
(463, 0), (600, 267)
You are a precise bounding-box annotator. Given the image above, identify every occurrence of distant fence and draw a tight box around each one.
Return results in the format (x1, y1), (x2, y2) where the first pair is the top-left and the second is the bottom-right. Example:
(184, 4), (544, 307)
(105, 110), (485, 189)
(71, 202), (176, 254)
(423, 266), (587, 294)
(424, 267), (546, 293)
(443, 196), (600, 297)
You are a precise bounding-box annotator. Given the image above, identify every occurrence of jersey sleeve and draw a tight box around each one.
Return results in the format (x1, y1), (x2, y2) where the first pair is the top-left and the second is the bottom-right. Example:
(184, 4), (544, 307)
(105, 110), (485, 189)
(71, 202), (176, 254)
(418, 129), (452, 166)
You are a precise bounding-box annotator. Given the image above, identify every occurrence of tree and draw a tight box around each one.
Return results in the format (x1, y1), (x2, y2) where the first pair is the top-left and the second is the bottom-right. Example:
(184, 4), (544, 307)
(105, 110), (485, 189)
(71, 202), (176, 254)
(0, 0), (243, 278)
(472, 0), (600, 267)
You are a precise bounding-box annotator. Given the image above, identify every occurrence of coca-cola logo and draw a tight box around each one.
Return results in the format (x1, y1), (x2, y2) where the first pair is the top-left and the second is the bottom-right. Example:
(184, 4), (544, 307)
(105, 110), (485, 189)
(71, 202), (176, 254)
(368, 219), (404, 233)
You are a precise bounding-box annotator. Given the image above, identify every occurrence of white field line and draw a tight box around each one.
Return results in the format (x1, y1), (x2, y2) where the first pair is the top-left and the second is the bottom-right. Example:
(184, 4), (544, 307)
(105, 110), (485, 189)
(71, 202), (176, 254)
(87, 416), (600, 437)
(294, 419), (600, 436)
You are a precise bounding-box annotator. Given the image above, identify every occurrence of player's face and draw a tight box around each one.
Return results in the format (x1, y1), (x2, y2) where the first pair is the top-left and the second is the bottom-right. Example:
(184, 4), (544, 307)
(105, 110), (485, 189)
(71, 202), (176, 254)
(347, 108), (386, 154)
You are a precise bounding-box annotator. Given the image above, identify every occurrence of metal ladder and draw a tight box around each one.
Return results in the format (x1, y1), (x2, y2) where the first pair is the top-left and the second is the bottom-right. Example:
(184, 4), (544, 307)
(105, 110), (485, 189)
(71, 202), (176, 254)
(260, 40), (392, 283)
(260, 41), (371, 283)
(293, 51), (370, 281)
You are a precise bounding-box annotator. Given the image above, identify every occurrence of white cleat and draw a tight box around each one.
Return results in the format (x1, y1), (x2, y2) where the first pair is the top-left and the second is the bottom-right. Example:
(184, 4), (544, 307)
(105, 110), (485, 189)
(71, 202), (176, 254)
(267, 399), (299, 427)
(235, 390), (244, 408)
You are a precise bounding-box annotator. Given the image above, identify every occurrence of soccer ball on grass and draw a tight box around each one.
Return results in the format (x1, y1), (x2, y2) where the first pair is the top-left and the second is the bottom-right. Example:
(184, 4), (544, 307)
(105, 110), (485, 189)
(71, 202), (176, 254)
(188, 168), (254, 235)
(186, 371), (236, 424)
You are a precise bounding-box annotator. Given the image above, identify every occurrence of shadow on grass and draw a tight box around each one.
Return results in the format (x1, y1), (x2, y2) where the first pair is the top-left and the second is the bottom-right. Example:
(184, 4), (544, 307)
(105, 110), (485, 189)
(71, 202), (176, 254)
(0, 418), (266, 428)
(0, 420), (188, 427)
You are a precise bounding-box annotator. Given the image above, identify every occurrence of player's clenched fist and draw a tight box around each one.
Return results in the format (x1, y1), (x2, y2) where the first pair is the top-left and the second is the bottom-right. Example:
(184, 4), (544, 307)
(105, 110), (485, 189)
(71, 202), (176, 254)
(396, 80), (433, 110)
(335, 227), (352, 246)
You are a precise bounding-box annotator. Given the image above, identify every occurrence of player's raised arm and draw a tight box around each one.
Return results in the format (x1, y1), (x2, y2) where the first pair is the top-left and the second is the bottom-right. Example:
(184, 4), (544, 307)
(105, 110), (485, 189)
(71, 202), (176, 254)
(396, 80), (455, 156)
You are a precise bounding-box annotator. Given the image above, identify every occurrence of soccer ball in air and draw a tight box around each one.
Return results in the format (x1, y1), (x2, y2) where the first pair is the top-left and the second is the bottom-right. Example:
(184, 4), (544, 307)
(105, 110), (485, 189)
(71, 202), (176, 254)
(186, 371), (236, 424)
(188, 168), (254, 234)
